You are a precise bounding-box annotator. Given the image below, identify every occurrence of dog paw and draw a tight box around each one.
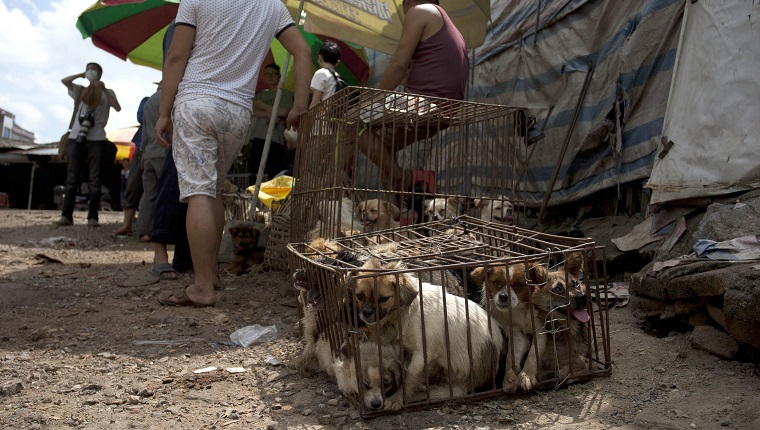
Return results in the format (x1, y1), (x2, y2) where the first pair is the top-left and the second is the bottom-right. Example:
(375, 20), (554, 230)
(518, 371), (536, 391)
(503, 370), (519, 393)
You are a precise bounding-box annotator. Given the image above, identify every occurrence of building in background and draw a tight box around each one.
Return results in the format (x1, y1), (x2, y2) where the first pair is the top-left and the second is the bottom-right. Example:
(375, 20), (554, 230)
(0, 108), (35, 143)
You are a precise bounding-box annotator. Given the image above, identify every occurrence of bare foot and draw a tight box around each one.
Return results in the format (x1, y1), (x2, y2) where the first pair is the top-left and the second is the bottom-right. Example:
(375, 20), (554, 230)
(112, 226), (132, 236)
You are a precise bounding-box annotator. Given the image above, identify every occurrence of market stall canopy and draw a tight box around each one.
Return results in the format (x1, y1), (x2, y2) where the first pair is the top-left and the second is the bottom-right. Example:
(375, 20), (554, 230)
(286, 0), (491, 54)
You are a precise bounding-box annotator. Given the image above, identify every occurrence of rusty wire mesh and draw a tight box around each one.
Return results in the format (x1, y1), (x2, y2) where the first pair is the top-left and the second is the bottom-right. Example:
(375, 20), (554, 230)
(290, 87), (528, 244)
(287, 216), (612, 417)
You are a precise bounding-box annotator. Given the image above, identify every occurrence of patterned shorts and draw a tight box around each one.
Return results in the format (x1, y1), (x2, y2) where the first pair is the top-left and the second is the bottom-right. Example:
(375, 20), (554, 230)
(171, 97), (251, 202)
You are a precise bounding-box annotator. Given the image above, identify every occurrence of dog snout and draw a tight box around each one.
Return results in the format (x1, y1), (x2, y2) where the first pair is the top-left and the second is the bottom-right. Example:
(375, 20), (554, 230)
(361, 305), (377, 322)
(574, 293), (587, 309)
(367, 397), (383, 410)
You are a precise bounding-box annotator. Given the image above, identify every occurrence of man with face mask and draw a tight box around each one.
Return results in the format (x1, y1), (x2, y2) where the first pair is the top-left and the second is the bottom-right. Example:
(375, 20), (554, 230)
(55, 62), (121, 228)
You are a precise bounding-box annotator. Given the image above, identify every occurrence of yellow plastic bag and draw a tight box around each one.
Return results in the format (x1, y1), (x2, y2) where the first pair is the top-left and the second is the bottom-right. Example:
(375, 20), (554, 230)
(246, 175), (295, 209)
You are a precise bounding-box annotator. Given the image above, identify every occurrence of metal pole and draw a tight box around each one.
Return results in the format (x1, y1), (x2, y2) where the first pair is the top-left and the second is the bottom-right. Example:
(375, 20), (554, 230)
(27, 161), (36, 210)
(537, 66), (594, 227)
(249, 0), (306, 220)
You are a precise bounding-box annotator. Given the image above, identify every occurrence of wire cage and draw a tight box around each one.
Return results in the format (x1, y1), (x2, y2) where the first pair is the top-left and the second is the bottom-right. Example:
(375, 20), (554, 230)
(290, 87), (530, 244)
(287, 215), (612, 417)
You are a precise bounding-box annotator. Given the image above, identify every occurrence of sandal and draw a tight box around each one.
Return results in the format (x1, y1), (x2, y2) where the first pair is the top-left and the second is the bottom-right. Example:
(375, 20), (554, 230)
(150, 263), (179, 280)
(157, 286), (215, 307)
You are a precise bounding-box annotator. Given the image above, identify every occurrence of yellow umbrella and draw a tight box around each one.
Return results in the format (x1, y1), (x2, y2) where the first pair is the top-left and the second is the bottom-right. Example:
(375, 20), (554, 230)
(106, 126), (138, 161)
(285, 0), (491, 54)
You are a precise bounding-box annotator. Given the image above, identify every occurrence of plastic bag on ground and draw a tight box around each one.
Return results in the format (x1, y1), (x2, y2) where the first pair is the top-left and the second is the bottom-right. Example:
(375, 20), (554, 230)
(229, 324), (278, 347)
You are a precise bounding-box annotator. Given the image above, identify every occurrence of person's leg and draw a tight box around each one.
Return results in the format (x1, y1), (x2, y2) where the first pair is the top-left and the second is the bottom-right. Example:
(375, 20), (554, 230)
(114, 152), (143, 235)
(163, 97), (249, 306)
(58, 139), (81, 223)
(85, 140), (103, 223)
(356, 129), (407, 190)
(135, 157), (163, 240)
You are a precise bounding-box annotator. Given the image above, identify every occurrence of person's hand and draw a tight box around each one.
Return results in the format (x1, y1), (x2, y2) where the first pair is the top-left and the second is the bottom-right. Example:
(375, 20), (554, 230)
(155, 114), (173, 149)
(285, 107), (306, 129)
(91, 80), (104, 88)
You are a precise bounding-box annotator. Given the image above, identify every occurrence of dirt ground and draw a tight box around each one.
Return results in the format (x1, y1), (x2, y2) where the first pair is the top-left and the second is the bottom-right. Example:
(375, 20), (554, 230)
(1, 210), (759, 429)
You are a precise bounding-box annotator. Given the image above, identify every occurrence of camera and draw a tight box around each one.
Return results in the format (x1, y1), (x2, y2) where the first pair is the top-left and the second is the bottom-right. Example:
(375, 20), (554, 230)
(75, 110), (95, 144)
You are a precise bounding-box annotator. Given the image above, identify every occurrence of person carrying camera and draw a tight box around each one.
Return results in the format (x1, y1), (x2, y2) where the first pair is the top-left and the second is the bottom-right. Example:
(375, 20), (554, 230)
(55, 62), (121, 228)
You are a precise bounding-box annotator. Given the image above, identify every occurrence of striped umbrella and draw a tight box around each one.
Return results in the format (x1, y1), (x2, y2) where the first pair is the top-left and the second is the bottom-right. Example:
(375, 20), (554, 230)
(75, 0), (369, 89)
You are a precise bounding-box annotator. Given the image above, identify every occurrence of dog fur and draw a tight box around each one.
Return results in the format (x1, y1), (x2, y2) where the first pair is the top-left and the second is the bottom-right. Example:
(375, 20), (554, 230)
(226, 224), (262, 275)
(356, 199), (401, 232)
(349, 259), (504, 402)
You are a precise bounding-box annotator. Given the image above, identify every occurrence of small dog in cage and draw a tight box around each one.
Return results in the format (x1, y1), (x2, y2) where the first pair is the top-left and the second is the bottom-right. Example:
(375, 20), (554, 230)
(307, 197), (363, 241)
(226, 224), (262, 275)
(422, 197), (462, 222)
(471, 260), (544, 392)
(531, 252), (591, 383)
(333, 340), (404, 411)
(356, 199), (401, 232)
(349, 259), (504, 400)
(473, 195), (515, 225)
(290, 251), (365, 374)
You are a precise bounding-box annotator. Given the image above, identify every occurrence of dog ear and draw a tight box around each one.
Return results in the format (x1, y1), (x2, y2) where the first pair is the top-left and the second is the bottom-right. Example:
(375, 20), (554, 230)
(525, 262), (548, 287)
(229, 226), (240, 237)
(473, 198), (484, 208)
(564, 252), (584, 278)
(340, 340), (354, 360)
(446, 196), (461, 210)
(396, 274), (419, 307)
(470, 266), (486, 285)
(356, 201), (366, 212)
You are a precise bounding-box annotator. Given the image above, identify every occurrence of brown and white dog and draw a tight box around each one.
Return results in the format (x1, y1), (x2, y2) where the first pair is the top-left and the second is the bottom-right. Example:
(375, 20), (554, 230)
(470, 261), (539, 392)
(471, 253), (589, 391)
(348, 259), (503, 401)
(356, 199), (401, 232)
(226, 224), (262, 275)
(473, 195), (514, 225)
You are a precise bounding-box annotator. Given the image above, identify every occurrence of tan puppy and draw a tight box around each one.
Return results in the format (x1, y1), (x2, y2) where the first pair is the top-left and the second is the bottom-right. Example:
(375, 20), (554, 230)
(473, 195), (514, 225)
(349, 259), (503, 402)
(356, 199), (401, 232)
(422, 197), (461, 222)
(333, 341), (404, 411)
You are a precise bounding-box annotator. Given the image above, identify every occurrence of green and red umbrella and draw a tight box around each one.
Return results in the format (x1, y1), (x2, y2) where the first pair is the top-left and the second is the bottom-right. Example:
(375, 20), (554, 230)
(76, 0), (370, 90)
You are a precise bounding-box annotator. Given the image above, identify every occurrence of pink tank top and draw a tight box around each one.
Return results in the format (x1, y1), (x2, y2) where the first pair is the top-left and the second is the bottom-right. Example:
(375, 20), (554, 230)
(405, 5), (469, 100)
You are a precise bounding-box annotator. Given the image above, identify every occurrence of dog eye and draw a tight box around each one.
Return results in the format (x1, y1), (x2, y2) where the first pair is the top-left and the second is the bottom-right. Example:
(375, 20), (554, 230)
(551, 286), (565, 295)
(362, 380), (371, 389)
(356, 293), (365, 301)
(378, 296), (390, 303)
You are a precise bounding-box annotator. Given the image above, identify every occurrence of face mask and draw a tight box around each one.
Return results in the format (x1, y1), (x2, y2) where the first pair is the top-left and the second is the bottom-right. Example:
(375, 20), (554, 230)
(85, 70), (99, 83)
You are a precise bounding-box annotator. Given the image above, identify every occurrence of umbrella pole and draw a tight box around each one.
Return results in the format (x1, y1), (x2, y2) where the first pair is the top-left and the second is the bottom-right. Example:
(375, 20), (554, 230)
(249, 0), (306, 220)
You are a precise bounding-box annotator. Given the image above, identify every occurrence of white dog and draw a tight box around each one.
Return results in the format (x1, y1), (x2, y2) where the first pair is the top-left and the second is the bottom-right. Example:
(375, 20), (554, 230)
(473, 195), (514, 225)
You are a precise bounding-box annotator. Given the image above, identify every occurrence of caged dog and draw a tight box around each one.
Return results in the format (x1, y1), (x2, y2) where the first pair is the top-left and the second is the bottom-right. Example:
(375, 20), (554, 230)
(307, 197), (363, 241)
(348, 258), (504, 402)
(473, 195), (514, 225)
(530, 252), (591, 383)
(226, 224), (262, 275)
(356, 199), (401, 232)
(333, 340), (405, 411)
(422, 197), (462, 222)
(289, 247), (365, 375)
(472, 252), (590, 391)
(471, 260), (543, 392)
